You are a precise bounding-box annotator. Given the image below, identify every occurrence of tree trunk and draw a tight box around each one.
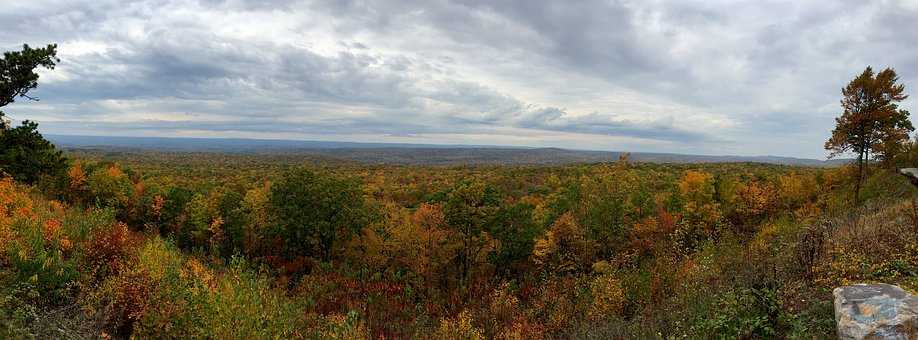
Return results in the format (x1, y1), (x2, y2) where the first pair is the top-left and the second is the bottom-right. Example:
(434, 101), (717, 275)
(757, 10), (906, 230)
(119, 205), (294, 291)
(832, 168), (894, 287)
(855, 151), (863, 204)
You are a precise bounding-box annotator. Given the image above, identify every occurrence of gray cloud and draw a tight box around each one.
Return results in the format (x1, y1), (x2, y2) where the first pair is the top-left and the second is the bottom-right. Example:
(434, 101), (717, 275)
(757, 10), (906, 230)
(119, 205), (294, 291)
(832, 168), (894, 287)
(2, 0), (917, 158)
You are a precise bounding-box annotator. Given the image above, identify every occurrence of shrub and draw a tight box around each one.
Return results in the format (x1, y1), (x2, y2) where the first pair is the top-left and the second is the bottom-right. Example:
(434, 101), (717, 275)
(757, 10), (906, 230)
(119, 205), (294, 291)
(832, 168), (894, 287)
(83, 222), (140, 282)
(434, 310), (485, 340)
(587, 274), (625, 321)
(695, 287), (780, 339)
(314, 311), (370, 339)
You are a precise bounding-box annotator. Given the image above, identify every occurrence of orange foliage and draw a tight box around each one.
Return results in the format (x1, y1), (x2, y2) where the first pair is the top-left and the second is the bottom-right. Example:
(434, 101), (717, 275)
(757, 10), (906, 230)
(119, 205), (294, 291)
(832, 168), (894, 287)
(84, 222), (141, 280)
(68, 162), (87, 190)
(533, 212), (595, 273)
(0, 177), (34, 218)
(49, 200), (67, 214)
(106, 164), (125, 179)
(42, 219), (62, 243)
(110, 270), (155, 336)
(412, 202), (446, 229)
(734, 180), (777, 224)
(151, 195), (165, 219)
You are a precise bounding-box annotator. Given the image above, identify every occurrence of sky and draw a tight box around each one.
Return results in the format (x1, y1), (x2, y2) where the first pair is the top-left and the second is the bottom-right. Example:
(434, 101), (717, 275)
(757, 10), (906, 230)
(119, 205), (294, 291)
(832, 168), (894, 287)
(2, 0), (917, 159)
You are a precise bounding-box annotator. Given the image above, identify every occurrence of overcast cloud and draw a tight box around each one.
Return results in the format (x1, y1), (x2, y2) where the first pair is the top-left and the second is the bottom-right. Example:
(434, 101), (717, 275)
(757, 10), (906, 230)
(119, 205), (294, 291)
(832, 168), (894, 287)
(2, 0), (916, 158)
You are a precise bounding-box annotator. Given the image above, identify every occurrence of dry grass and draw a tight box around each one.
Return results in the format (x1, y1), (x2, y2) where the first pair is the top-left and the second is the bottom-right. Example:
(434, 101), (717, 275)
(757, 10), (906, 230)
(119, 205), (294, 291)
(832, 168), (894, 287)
(815, 199), (918, 291)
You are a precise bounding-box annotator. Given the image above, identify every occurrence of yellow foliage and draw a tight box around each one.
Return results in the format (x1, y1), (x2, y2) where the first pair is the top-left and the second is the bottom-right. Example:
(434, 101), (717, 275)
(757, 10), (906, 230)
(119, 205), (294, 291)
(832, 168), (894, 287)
(735, 180), (776, 219)
(318, 313), (371, 340)
(678, 170), (721, 226)
(242, 182), (270, 253)
(587, 274), (625, 321)
(679, 170), (715, 202)
(182, 258), (216, 292)
(591, 260), (614, 275)
(134, 238), (185, 282)
(777, 172), (816, 208)
(486, 282), (521, 334)
(208, 216), (225, 250)
(794, 202), (822, 221)
(533, 212), (595, 273)
(749, 222), (782, 253)
(434, 310), (485, 340)
(68, 162), (87, 190)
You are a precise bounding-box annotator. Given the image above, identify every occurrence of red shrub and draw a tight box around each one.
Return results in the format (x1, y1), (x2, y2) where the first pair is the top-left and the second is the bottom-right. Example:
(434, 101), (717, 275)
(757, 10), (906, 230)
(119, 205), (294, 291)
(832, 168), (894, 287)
(109, 270), (155, 338)
(83, 222), (141, 281)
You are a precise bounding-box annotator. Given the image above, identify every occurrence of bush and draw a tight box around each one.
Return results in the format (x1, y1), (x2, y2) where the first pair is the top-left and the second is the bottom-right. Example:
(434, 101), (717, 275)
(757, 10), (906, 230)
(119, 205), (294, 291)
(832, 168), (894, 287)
(83, 222), (140, 282)
(434, 310), (485, 340)
(587, 274), (625, 321)
(695, 287), (780, 339)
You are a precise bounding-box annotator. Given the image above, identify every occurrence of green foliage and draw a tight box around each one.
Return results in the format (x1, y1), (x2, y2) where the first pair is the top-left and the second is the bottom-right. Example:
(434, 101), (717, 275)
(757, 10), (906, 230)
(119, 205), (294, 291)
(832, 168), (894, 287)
(444, 180), (501, 290)
(85, 164), (135, 215)
(216, 188), (247, 257)
(130, 250), (309, 339)
(0, 44), (64, 185)
(0, 120), (67, 184)
(0, 44), (59, 110)
(269, 168), (370, 262)
(695, 287), (780, 339)
(0, 281), (43, 338)
(487, 202), (542, 276)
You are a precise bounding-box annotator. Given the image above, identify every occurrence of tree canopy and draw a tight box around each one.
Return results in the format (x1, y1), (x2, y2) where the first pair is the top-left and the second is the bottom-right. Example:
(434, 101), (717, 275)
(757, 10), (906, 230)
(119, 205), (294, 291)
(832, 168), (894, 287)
(825, 66), (912, 200)
(0, 44), (59, 125)
(268, 168), (370, 262)
(0, 44), (66, 184)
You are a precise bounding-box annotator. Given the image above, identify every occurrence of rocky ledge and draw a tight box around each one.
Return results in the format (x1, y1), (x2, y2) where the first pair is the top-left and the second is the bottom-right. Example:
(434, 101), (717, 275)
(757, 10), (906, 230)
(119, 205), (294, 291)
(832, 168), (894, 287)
(834, 284), (918, 339)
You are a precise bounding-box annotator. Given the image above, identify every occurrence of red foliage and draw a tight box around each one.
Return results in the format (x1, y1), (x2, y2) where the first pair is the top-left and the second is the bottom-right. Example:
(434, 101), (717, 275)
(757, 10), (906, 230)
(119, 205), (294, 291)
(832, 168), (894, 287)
(110, 270), (154, 337)
(83, 222), (141, 280)
(297, 272), (415, 339)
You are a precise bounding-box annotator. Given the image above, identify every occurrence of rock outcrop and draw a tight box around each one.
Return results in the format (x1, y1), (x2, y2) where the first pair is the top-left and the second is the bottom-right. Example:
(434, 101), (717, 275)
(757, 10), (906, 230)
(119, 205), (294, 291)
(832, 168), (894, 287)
(834, 283), (918, 339)
(899, 168), (918, 187)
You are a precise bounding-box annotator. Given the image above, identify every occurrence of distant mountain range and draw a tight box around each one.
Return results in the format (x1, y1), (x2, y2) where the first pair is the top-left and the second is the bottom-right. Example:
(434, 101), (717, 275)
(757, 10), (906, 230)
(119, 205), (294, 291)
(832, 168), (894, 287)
(47, 134), (847, 167)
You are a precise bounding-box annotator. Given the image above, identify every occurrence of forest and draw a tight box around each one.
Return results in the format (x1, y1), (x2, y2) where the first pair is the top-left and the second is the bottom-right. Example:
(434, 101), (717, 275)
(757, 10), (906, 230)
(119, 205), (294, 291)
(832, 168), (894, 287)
(1, 45), (917, 339)
(1, 147), (917, 338)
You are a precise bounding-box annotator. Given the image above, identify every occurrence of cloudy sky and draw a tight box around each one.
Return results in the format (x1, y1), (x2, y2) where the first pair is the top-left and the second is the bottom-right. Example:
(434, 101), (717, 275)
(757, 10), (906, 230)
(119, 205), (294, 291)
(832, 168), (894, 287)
(2, 0), (917, 158)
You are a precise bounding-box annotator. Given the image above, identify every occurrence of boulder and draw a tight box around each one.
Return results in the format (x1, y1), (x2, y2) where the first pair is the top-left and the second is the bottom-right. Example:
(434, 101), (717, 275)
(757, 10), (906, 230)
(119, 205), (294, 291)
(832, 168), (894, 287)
(899, 168), (918, 187)
(834, 284), (918, 339)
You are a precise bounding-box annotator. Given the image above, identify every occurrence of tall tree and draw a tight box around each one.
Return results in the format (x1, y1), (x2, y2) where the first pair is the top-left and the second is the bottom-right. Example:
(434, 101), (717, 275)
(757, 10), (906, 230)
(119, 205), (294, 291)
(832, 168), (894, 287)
(0, 121), (67, 184)
(0, 44), (67, 184)
(825, 66), (912, 202)
(443, 180), (499, 294)
(1, 44), (59, 126)
(269, 168), (370, 262)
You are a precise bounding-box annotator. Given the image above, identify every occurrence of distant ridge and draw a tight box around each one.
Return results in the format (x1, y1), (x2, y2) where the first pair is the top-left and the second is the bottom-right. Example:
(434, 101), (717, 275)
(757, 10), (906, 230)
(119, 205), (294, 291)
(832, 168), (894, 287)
(47, 134), (845, 167)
